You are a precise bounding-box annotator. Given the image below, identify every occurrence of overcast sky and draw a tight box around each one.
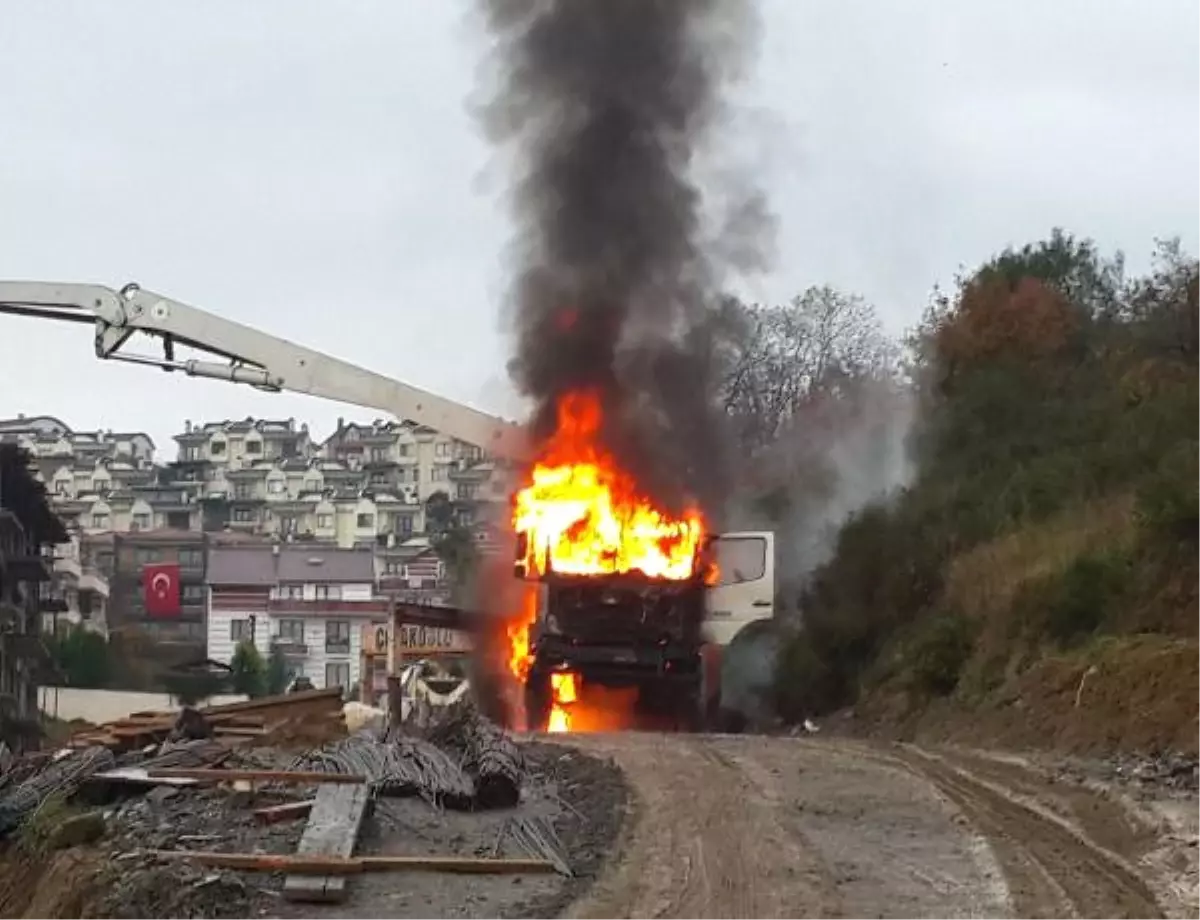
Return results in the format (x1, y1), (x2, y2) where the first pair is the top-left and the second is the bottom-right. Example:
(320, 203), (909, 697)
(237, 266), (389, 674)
(1, 0), (1196, 458)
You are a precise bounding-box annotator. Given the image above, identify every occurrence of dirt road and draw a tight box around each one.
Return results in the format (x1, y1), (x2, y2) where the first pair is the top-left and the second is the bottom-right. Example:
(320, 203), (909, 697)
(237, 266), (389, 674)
(562, 733), (1178, 919)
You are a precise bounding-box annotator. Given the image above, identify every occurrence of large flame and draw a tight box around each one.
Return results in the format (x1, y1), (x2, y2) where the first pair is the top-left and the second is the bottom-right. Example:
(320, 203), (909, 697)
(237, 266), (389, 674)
(512, 390), (705, 581)
(504, 390), (708, 732)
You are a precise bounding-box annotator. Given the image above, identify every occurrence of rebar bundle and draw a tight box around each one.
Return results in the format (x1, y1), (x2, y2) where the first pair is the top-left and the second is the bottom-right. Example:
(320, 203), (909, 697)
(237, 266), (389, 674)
(289, 732), (475, 808)
(501, 815), (573, 877)
(0, 745), (115, 838)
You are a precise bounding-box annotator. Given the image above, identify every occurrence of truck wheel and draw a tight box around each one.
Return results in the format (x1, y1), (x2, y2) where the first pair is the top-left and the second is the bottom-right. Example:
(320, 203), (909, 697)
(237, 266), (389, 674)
(524, 669), (551, 733)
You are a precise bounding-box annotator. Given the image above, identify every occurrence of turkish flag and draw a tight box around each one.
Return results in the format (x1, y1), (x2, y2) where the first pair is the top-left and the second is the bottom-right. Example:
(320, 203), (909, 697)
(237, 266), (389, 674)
(143, 562), (182, 618)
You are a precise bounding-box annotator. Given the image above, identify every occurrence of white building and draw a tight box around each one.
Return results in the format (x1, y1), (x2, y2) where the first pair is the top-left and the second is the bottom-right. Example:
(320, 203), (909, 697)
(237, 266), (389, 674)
(205, 543), (388, 693)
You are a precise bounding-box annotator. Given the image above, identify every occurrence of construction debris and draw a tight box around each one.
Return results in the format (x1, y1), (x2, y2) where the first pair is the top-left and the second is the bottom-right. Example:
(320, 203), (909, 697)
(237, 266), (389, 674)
(423, 698), (526, 809)
(0, 689), (623, 919)
(153, 850), (558, 875)
(282, 781), (372, 903)
(291, 732), (475, 807)
(0, 745), (114, 837)
(65, 687), (347, 752)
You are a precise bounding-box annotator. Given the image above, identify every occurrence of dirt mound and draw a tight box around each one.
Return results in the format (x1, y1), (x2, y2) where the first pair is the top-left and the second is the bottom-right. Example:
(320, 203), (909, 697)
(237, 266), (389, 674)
(850, 635), (1199, 757)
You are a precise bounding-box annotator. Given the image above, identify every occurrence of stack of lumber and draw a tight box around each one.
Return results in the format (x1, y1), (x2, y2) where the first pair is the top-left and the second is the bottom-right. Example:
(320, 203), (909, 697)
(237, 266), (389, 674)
(65, 688), (346, 752)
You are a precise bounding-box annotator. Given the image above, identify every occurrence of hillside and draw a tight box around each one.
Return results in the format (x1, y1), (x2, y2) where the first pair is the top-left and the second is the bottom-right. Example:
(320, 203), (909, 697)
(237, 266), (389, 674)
(772, 231), (1198, 757)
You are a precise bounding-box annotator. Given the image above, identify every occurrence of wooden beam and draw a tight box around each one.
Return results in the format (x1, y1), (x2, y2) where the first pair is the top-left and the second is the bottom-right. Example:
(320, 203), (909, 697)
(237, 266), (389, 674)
(153, 850), (557, 875)
(283, 782), (372, 903)
(146, 768), (367, 785)
(252, 800), (315, 825)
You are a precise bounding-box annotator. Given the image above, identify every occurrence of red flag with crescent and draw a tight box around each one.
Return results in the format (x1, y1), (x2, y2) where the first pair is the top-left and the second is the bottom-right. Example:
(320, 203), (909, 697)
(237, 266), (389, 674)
(143, 562), (181, 617)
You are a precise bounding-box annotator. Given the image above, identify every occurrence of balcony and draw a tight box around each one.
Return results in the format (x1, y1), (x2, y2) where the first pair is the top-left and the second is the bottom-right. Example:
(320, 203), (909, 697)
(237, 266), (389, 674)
(38, 585), (70, 614)
(53, 553), (82, 580)
(271, 639), (309, 658)
(6, 551), (52, 582)
(79, 570), (111, 599)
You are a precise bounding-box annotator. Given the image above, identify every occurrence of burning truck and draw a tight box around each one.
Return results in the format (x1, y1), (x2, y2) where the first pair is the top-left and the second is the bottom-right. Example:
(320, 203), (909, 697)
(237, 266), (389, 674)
(504, 391), (776, 734)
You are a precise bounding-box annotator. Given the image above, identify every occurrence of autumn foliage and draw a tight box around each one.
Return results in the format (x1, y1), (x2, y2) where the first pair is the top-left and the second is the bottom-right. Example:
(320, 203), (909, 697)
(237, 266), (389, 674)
(773, 231), (1198, 737)
(933, 276), (1081, 378)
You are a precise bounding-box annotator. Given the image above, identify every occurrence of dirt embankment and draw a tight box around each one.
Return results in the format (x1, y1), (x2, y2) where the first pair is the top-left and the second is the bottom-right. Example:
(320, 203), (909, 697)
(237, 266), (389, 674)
(849, 634), (1199, 758)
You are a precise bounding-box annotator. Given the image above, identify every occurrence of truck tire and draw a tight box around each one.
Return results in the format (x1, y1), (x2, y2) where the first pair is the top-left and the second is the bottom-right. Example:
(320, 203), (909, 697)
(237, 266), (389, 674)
(523, 668), (551, 734)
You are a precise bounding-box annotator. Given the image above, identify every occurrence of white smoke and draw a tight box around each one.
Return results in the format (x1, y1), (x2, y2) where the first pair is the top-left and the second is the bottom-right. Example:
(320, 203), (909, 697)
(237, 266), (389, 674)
(728, 375), (917, 620)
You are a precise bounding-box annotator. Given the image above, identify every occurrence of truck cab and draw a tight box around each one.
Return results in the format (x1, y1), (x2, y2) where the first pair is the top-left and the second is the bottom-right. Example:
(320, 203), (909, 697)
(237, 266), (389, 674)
(703, 530), (776, 645)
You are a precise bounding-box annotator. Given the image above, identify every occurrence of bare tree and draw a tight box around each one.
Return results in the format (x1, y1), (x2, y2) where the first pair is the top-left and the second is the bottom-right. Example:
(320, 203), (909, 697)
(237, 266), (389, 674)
(719, 286), (895, 453)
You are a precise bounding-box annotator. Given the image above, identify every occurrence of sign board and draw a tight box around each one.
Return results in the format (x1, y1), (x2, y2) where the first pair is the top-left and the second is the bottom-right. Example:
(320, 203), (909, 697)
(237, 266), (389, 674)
(361, 624), (390, 657)
(394, 622), (472, 656)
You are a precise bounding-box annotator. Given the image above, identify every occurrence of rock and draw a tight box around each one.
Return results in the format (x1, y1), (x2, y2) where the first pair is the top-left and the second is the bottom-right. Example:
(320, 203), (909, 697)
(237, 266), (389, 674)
(47, 810), (106, 850)
(145, 786), (179, 805)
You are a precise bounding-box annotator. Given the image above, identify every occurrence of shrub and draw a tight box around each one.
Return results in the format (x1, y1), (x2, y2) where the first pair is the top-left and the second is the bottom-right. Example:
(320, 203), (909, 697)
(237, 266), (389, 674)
(906, 612), (974, 697)
(1018, 551), (1130, 647)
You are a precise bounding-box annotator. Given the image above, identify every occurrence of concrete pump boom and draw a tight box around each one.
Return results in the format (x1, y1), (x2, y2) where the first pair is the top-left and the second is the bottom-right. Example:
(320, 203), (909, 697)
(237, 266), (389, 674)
(0, 280), (528, 460)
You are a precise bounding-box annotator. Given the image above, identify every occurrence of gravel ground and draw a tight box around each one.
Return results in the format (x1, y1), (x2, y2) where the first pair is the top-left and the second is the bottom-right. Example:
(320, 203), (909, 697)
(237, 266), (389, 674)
(78, 741), (628, 920)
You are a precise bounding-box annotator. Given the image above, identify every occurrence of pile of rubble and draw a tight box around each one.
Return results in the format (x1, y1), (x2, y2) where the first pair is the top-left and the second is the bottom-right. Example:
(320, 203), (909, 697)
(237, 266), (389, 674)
(0, 687), (580, 919)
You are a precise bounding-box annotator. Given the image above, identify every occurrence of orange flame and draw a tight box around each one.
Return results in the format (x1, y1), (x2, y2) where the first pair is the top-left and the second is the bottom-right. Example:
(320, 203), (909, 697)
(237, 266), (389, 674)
(547, 672), (579, 733)
(504, 389), (708, 733)
(512, 390), (705, 581)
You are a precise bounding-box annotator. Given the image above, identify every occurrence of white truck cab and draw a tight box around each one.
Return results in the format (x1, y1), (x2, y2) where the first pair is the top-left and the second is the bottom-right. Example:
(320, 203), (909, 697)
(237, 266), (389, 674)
(703, 530), (776, 646)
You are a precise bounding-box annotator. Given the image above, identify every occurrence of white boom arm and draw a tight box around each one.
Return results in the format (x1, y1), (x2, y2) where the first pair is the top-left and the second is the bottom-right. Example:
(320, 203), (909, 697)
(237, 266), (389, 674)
(0, 281), (528, 460)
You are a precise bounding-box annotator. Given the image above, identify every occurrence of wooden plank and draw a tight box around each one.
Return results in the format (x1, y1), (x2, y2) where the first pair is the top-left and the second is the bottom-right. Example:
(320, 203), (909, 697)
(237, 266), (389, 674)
(147, 768), (367, 785)
(88, 768), (201, 788)
(283, 782), (371, 903)
(253, 800), (315, 825)
(153, 850), (557, 875)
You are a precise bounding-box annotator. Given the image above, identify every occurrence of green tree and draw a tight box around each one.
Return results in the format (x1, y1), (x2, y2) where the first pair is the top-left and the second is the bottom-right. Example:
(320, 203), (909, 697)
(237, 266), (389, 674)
(229, 641), (268, 698)
(44, 626), (112, 688)
(265, 644), (291, 695)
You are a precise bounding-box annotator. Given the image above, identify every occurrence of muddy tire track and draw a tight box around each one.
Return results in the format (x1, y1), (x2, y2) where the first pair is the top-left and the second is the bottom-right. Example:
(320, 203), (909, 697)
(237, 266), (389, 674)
(876, 745), (1164, 919)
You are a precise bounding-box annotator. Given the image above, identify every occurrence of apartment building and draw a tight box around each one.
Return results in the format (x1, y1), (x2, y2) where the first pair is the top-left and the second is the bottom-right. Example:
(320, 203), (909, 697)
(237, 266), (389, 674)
(42, 533), (110, 637)
(0, 415), (187, 535)
(1, 444), (69, 750)
(206, 544), (388, 693)
(3, 412), (513, 553)
(83, 529), (211, 648)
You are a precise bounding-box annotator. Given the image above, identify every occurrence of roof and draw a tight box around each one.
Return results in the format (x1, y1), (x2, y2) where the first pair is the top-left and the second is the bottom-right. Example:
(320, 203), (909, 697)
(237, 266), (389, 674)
(208, 544), (375, 586)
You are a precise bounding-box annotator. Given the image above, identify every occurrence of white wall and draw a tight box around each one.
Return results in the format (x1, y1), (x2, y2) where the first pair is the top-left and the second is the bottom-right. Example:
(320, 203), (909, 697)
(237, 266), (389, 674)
(207, 605), (382, 691)
(39, 686), (246, 724)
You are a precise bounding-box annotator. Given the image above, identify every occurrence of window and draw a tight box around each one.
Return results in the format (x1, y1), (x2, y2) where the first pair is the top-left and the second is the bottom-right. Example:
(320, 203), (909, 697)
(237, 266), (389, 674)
(456, 483), (478, 501)
(279, 584), (304, 600)
(267, 479), (284, 494)
(246, 440), (262, 454)
(326, 620), (351, 653)
(279, 515), (299, 534)
(714, 536), (767, 585)
(398, 444), (412, 457)
(325, 661), (351, 690)
(432, 464), (450, 481)
(435, 442), (451, 458)
(233, 507), (256, 523)
(135, 547), (160, 565)
(316, 513), (333, 529)
(369, 472), (386, 485)
(131, 513), (151, 531)
(314, 585), (343, 601)
(182, 584), (205, 604)
(356, 512), (374, 529)
(276, 618), (305, 642)
(55, 480), (71, 495)
(304, 479), (321, 494)
(179, 548), (203, 568)
(395, 514), (414, 536)
(370, 447), (389, 462)
(91, 512), (109, 529)
(210, 441), (226, 456)
(233, 483), (255, 499)
(230, 618), (253, 642)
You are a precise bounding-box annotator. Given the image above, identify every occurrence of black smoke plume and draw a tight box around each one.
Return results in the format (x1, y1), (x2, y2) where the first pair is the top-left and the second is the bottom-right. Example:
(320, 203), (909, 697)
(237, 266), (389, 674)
(476, 0), (769, 520)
